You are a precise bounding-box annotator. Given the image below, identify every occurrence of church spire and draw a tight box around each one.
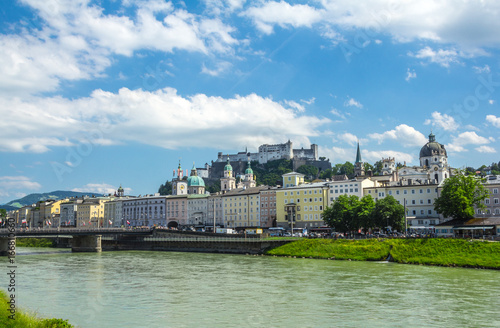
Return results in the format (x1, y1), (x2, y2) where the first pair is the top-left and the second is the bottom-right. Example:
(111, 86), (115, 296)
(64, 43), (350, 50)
(355, 141), (362, 163)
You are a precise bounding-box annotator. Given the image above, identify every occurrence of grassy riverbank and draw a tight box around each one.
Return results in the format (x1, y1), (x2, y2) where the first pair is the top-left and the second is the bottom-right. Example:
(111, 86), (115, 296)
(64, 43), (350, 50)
(266, 238), (500, 269)
(15, 238), (54, 247)
(0, 290), (72, 327)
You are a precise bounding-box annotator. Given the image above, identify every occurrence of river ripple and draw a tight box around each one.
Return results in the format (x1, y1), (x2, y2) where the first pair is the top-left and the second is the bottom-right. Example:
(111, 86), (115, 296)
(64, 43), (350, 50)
(12, 248), (500, 328)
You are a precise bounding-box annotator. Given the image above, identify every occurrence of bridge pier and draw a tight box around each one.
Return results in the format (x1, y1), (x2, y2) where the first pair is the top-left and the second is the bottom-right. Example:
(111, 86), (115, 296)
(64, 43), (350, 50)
(0, 237), (15, 256)
(72, 235), (102, 253)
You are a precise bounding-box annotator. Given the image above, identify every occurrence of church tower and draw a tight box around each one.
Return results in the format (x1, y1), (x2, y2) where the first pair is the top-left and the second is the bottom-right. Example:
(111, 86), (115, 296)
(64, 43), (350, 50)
(117, 184), (124, 197)
(354, 141), (365, 176)
(239, 159), (257, 189)
(220, 156), (236, 193)
(172, 160), (187, 195)
(419, 132), (450, 183)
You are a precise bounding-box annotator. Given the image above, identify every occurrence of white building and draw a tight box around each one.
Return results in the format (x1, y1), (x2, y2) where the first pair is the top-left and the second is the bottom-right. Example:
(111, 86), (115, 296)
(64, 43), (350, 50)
(122, 194), (167, 227)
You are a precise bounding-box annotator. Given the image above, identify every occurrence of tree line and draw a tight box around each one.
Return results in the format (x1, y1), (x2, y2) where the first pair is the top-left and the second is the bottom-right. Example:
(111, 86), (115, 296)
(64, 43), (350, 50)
(322, 194), (405, 234)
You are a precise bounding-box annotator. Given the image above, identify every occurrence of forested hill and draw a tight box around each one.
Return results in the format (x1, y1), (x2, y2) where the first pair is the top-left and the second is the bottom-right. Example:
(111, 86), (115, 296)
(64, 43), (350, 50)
(1, 190), (104, 209)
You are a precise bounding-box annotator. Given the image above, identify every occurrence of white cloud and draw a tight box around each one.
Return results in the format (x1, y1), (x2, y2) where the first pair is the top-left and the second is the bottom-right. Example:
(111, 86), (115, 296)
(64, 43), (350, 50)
(446, 131), (491, 152)
(487, 115), (500, 128)
(301, 97), (315, 105)
(244, 1), (500, 53)
(72, 183), (129, 195)
(319, 146), (351, 164)
(284, 100), (305, 112)
(424, 111), (459, 131)
(473, 65), (491, 74)
(409, 47), (461, 67)
(0, 87), (330, 153)
(368, 124), (427, 147)
(0, 176), (42, 201)
(344, 97), (363, 108)
(243, 1), (325, 34)
(476, 145), (496, 153)
(338, 133), (358, 146)
(405, 68), (417, 82)
(0, 0), (239, 96)
(489, 100), (495, 105)
(201, 61), (233, 76)
(330, 108), (346, 119)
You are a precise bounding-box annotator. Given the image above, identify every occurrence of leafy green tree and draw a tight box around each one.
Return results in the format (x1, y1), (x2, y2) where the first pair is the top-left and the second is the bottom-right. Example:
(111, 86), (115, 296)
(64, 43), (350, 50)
(465, 167), (476, 175)
(297, 165), (319, 181)
(322, 195), (359, 233)
(158, 181), (173, 195)
(434, 171), (489, 221)
(363, 163), (374, 173)
(0, 209), (6, 218)
(357, 195), (376, 231)
(372, 195), (405, 232)
(319, 168), (333, 180)
(372, 160), (383, 175)
(340, 161), (355, 177)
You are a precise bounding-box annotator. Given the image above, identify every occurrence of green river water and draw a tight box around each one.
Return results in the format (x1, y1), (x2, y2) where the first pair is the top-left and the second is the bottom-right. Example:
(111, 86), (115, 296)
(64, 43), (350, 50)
(8, 248), (500, 327)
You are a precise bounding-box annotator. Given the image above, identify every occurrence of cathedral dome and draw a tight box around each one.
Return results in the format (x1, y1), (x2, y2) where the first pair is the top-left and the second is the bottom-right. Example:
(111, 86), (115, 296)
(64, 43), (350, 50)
(420, 132), (447, 158)
(187, 175), (205, 187)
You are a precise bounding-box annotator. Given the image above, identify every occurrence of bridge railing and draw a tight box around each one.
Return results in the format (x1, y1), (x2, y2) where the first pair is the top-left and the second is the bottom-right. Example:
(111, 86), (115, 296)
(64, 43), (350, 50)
(0, 227), (153, 235)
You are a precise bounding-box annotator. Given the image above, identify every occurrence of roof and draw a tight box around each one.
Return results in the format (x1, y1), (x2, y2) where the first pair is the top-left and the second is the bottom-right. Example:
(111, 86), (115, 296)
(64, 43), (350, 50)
(282, 171), (305, 177)
(420, 132), (447, 158)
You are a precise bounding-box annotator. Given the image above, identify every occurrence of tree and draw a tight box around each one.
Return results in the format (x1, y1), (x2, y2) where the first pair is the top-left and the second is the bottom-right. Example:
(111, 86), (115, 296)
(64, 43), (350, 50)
(357, 195), (376, 231)
(158, 181), (173, 195)
(434, 171), (489, 221)
(322, 195), (359, 233)
(319, 168), (333, 180)
(297, 165), (319, 181)
(372, 160), (383, 176)
(372, 195), (405, 232)
(363, 162), (374, 173)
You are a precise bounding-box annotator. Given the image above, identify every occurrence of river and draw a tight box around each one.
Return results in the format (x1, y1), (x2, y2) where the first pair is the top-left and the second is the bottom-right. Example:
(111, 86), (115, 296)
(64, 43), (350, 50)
(11, 248), (500, 327)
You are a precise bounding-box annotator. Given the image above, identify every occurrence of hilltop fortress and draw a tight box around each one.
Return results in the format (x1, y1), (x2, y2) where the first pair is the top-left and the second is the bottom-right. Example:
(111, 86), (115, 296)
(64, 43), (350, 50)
(216, 140), (318, 164)
(193, 140), (330, 180)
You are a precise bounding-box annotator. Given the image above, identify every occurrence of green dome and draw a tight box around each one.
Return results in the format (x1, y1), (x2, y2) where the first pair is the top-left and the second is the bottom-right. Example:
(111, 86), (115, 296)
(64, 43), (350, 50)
(187, 175), (205, 187)
(224, 156), (232, 171)
(245, 160), (253, 175)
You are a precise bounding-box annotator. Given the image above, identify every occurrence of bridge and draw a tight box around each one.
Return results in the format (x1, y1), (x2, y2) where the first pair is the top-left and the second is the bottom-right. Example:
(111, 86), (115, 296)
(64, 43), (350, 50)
(0, 227), (294, 255)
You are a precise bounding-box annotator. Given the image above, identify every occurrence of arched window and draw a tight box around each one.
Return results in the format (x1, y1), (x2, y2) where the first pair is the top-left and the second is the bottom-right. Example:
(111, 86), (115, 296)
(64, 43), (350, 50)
(434, 173), (438, 181)
(425, 159), (429, 167)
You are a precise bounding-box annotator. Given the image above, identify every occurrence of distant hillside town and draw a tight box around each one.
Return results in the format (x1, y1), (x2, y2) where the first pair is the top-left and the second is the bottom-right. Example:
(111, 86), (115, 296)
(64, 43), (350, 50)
(5, 135), (500, 239)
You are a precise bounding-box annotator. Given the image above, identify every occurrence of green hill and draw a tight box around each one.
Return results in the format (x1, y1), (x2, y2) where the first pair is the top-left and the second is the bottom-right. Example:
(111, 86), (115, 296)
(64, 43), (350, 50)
(1, 191), (104, 209)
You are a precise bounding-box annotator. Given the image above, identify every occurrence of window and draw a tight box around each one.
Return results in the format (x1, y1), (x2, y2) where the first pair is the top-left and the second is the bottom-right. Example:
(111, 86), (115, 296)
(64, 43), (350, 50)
(396, 190), (400, 195)
(494, 198), (499, 204)
(412, 200), (416, 204)
(419, 189), (423, 194)
(428, 210), (432, 215)
(428, 199), (432, 204)
(412, 189), (415, 194)
(493, 188), (498, 194)
(420, 199), (424, 204)
(420, 210), (424, 215)
(404, 190), (407, 194)
(485, 199), (490, 205)
(427, 188), (431, 193)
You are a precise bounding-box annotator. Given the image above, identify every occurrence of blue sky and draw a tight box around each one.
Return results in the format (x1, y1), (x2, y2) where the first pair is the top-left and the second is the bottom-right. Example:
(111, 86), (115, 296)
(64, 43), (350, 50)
(1, 0), (499, 204)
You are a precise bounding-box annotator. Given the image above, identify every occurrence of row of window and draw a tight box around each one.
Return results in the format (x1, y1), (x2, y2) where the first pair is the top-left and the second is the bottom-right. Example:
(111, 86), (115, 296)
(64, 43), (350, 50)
(484, 198), (500, 204)
(477, 208), (500, 214)
(284, 190), (320, 196)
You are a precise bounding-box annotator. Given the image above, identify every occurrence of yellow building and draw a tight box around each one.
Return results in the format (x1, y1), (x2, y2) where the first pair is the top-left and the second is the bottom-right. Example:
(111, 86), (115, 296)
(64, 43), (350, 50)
(222, 186), (267, 228)
(276, 181), (329, 229)
(282, 172), (305, 188)
(76, 198), (109, 227)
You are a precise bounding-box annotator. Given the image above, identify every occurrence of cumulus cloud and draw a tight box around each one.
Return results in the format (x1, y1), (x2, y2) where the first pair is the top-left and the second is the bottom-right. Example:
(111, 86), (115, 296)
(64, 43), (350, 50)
(338, 133), (358, 146)
(243, 1), (325, 34)
(446, 131), (491, 152)
(344, 97), (363, 108)
(0, 176), (42, 200)
(409, 47), (461, 67)
(368, 124), (427, 147)
(424, 111), (459, 131)
(0, 87), (330, 153)
(319, 146), (351, 164)
(476, 145), (496, 153)
(72, 183), (132, 195)
(244, 1), (500, 53)
(486, 115), (500, 128)
(0, 0), (239, 96)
